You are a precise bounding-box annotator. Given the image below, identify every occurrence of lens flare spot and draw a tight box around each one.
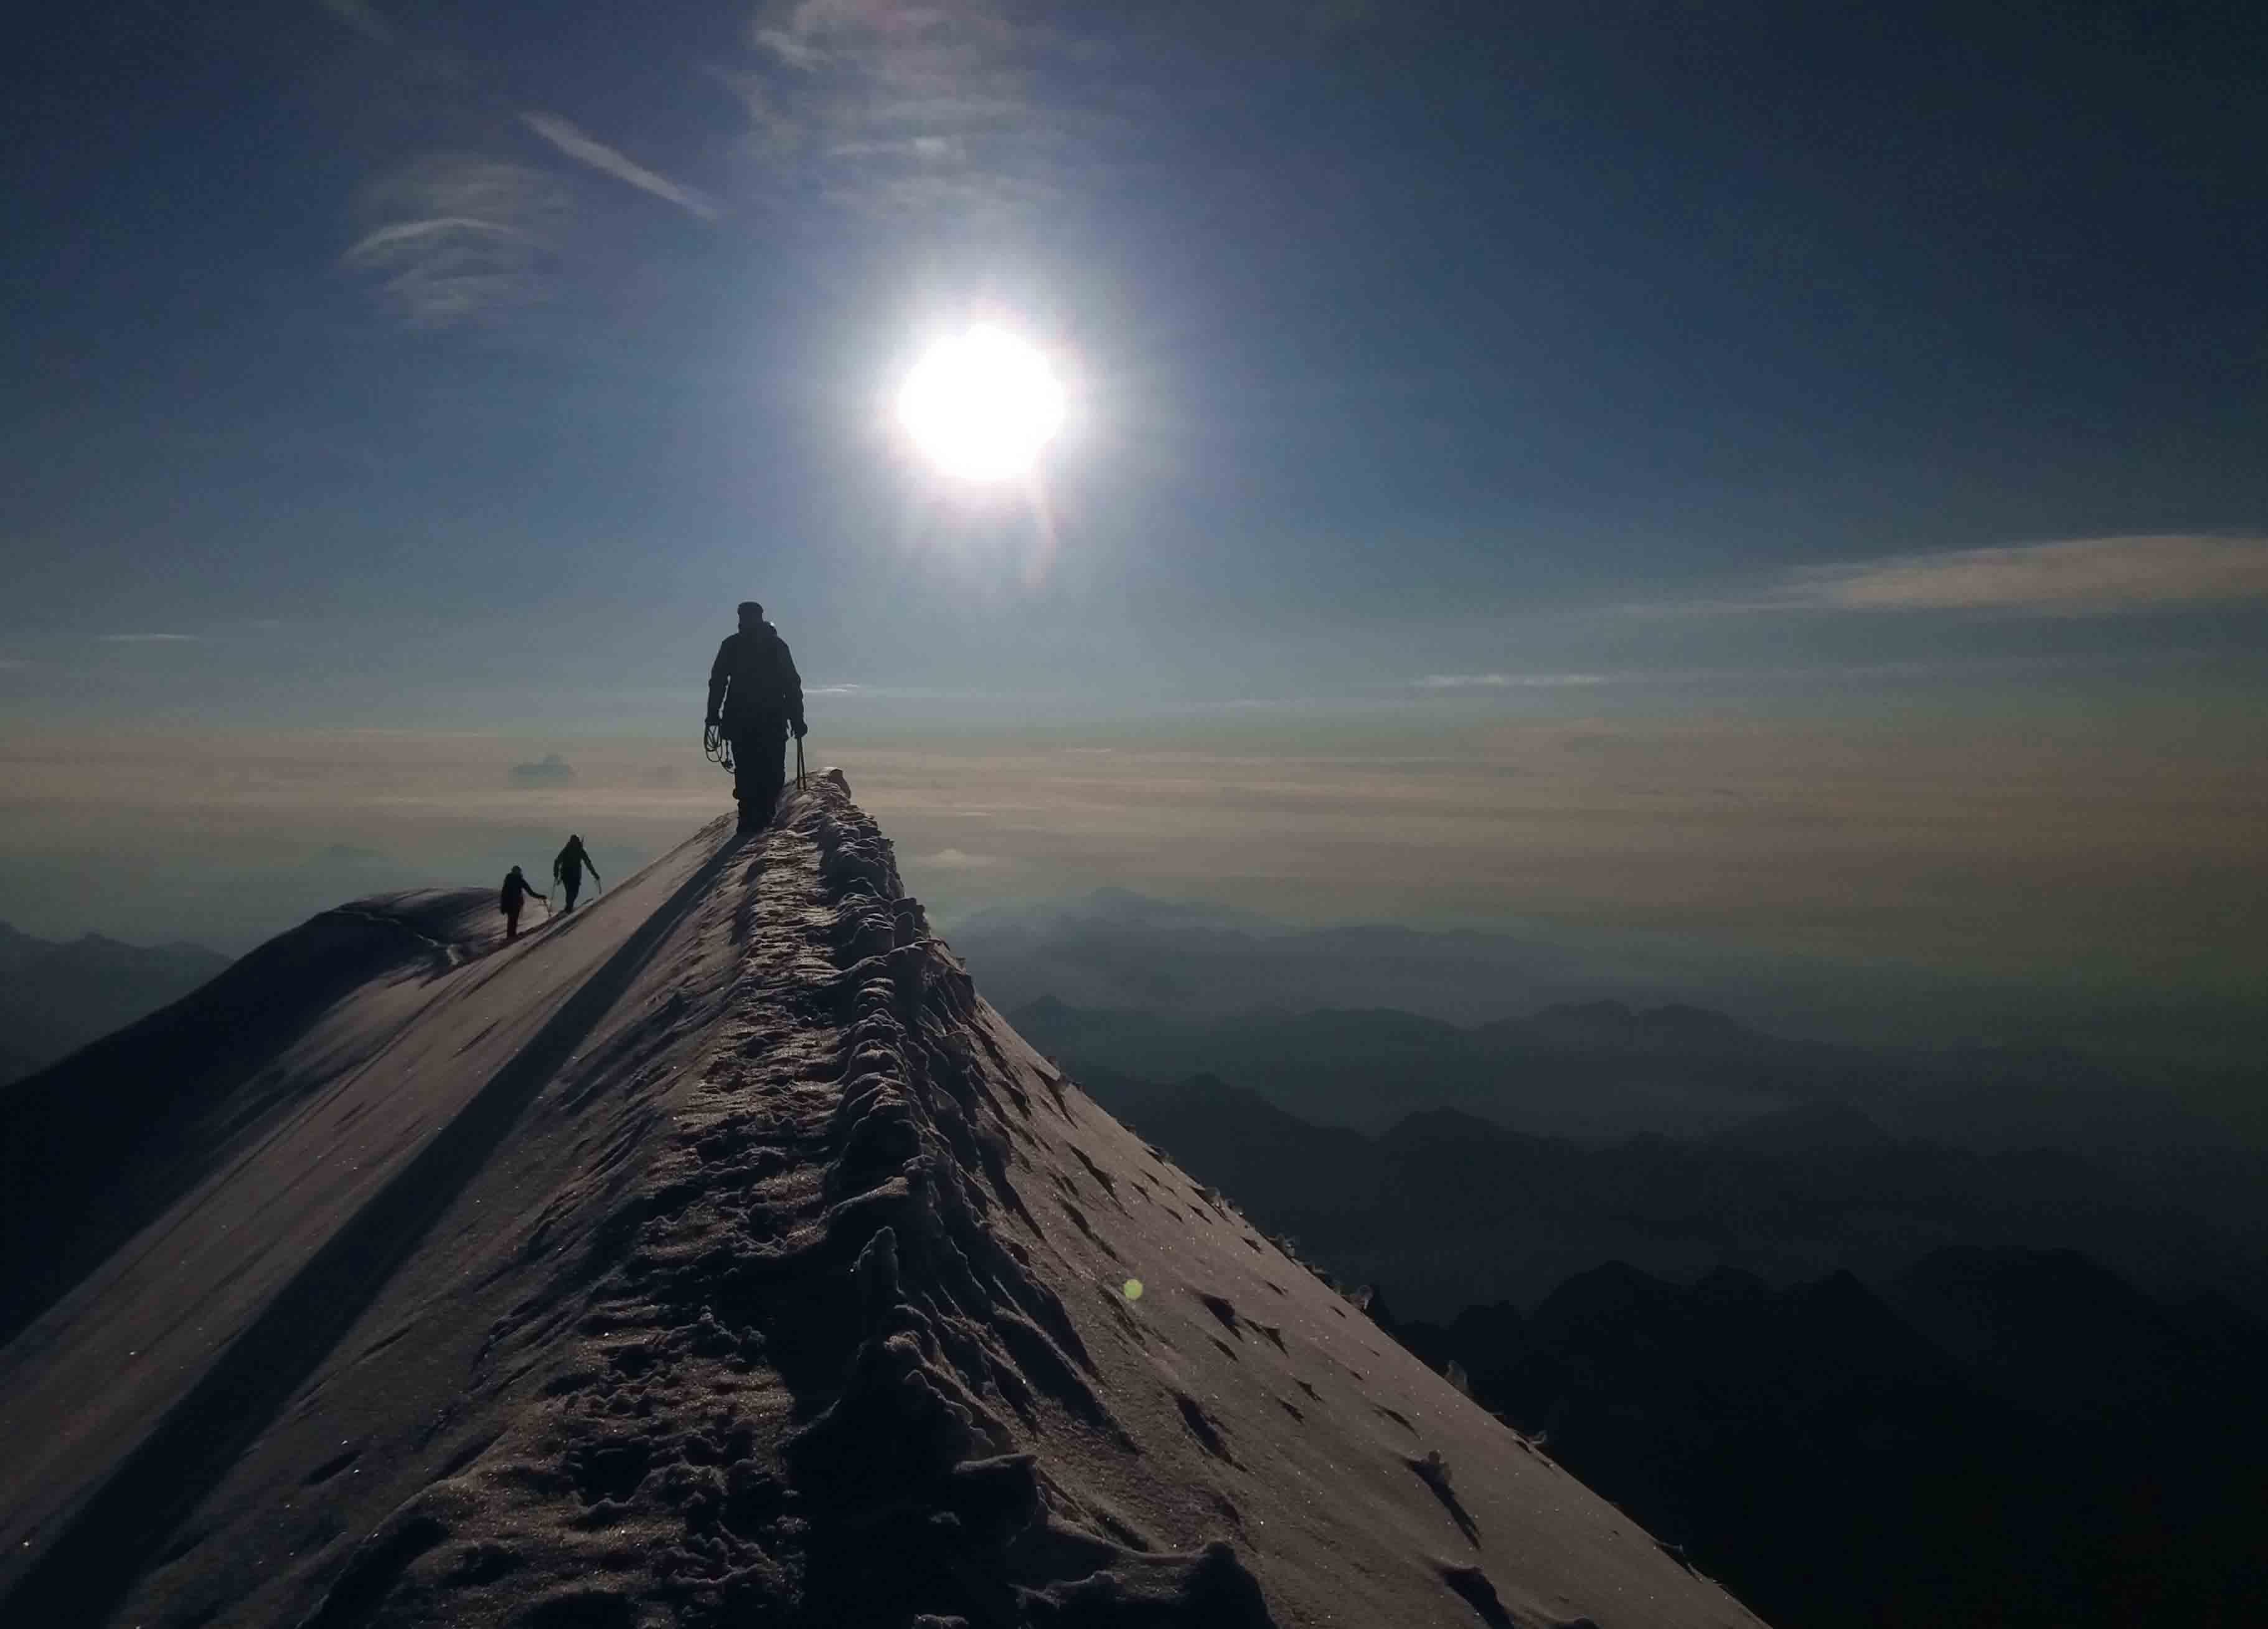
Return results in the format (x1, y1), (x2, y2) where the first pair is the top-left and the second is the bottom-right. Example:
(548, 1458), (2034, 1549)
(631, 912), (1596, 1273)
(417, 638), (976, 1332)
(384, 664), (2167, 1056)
(1122, 1277), (1144, 1301)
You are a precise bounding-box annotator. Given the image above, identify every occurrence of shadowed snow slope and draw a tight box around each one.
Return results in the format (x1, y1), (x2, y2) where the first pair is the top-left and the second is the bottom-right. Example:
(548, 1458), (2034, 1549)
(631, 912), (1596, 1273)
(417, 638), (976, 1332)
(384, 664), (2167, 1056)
(0, 775), (1766, 1628)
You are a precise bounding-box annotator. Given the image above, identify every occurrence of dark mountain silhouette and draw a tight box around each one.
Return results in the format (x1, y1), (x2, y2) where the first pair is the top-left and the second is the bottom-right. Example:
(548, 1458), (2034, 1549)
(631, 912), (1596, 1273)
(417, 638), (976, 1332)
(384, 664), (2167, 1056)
(1015, 999), (1804, 1140)
(1070, 1068), (1382, 1216)
(1014, 996), (2245, 1152)
(948, 890), (1678, 1024)
(1066, 1068), (2268, 1321)
(1388, 1252), (2268, 1629)
(0, 920), (230, 1085)
(1883, 1245), (2209, 1413)
(1707, 1100), (1898, 1154)
(1510, 998), (1769, 1057)
(950, 890), (2268, 1077)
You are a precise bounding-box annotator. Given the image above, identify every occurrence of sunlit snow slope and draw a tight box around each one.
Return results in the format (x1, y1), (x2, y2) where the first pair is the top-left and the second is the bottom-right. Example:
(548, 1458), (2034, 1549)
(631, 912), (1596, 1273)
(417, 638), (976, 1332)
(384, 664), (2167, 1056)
(1, 775), (1766, 1628)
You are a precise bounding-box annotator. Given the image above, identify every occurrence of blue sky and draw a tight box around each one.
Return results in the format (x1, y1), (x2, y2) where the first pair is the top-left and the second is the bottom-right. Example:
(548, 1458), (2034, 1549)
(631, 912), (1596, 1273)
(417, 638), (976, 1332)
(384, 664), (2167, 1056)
(2, 1), (2265, 1037)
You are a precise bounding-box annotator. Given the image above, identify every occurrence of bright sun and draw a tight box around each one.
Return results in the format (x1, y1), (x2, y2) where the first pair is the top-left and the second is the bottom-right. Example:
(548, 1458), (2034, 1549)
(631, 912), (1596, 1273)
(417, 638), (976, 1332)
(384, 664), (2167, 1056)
(897, 326), (1066, 482)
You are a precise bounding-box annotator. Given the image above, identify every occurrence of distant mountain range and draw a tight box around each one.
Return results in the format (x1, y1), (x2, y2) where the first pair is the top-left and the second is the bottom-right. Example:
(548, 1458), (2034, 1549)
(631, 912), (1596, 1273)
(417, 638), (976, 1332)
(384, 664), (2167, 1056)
(946, 887), (1704, 1025)
(1010, 993), (2247, 1151)
(1385, 1248), (2268, 1629)
(945, 886), (2268, 1077)
(1056, 1064), (2268, 1322)
(0, 922), (230, 1085)
(1028, 980), (2268, 1626)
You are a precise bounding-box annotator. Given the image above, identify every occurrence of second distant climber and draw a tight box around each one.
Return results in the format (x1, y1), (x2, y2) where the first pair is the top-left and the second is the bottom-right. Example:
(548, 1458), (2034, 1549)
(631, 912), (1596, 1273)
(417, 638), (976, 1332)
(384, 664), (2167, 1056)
(499, 864), (547, 940)
(706, 600), (806, 833)
(553, 833), (600, 911)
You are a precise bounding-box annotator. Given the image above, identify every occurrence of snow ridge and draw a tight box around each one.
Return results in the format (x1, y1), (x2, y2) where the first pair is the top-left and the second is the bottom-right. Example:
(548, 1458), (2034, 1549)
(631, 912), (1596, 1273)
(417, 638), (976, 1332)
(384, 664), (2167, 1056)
(6, 775), (1767, 1628)
(298, 773), (1275, 1625)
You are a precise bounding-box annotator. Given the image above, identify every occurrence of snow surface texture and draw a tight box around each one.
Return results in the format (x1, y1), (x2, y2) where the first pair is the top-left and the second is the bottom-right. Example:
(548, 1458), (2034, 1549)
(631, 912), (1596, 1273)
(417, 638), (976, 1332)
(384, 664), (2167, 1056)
(0, 775), (1766, 1628)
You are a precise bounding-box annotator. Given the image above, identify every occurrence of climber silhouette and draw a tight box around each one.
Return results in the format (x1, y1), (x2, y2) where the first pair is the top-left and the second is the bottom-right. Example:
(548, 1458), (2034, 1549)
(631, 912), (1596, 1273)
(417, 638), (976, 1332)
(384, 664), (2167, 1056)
(706, 600), (806, 834)
(498, 864), (547, 940)
(553, 834), (601, 912)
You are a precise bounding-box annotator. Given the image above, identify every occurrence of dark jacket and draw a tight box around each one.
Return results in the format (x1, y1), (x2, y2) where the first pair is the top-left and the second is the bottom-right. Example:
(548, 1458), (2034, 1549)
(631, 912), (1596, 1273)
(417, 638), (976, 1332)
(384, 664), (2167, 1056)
(553, 839), (596, 886)
(707, 623), (804, 730)
(500, 869), (540, 910)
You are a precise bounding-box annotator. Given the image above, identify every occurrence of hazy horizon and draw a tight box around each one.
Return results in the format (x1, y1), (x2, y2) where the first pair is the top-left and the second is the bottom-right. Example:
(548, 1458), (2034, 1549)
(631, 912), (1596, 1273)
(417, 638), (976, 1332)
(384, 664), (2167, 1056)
(5, 701), (2263, 1063)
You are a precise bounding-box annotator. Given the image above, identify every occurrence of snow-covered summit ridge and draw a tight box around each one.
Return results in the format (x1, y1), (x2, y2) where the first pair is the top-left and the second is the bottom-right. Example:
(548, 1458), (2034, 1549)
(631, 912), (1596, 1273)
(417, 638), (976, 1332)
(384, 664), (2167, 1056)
(2, 773), (1766, 1628)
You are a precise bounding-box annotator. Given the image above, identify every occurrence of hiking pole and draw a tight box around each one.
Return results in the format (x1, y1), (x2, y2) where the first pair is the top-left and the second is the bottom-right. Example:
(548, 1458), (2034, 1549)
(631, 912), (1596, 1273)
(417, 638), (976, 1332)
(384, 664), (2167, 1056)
(796, 734), (807, 792)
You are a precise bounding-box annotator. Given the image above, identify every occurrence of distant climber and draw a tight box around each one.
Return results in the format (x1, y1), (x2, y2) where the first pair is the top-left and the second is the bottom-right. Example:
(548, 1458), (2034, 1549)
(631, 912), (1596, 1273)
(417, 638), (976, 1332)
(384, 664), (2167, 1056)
(552, 834), (601, 912)
(705, 600), (806, 834)
(499, 864), (547, 940)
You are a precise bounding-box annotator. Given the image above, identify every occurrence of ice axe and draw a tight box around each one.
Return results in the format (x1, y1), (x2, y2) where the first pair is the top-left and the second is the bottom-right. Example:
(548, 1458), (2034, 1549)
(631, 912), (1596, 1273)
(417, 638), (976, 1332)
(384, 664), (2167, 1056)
(796, 732), (807, 793)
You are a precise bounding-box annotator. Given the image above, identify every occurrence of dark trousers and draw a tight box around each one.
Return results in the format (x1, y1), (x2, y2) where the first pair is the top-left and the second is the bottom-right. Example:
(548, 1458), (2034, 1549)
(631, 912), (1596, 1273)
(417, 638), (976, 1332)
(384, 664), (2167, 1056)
(560, 874), (581, 910)
(504, 904), (522, 940)
(728, 715), (786, 823)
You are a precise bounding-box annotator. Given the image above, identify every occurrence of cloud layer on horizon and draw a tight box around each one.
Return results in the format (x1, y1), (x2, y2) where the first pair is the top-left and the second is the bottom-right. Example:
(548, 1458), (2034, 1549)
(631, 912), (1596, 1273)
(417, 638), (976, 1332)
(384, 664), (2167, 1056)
(1634, 534), (2268, 621)
(12, 717), (2257, 996)
(1788, 534), (2268, 615)
(1416, 673), (1610, 690)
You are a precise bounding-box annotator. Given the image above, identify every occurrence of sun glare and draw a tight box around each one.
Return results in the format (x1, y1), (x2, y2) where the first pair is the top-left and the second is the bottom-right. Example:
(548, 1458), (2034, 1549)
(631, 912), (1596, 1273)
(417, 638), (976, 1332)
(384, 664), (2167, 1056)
(897, 326), (1066, 482)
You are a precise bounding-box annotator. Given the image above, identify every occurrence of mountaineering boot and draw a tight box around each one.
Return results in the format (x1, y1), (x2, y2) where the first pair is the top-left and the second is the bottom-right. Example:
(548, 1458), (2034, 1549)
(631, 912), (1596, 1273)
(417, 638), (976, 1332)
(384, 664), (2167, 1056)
(736, 801), (760, 834)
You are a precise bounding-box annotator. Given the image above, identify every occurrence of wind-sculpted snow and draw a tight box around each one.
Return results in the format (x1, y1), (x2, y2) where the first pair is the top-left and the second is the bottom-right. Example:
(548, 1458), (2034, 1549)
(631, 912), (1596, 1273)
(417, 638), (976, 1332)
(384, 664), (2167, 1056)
(2, 776), (1767, 1628)
(267, 778), (1276, 1626)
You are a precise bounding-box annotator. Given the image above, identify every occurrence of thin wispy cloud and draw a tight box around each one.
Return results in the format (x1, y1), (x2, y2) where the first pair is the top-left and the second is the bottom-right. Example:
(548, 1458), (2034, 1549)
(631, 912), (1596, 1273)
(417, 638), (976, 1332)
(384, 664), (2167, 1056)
(703, 65), (802, 149)
(754, 21), (831, 73)
(520, 113), (722, 222)
(728, 0), (1106, 219)
(751, 0), (986, 74)
(801, 684), (983, 701)
(343, 158), (570, 328)
(913, 848), (1012, 871)
(98, 633), (200, 644)
(1417, 673), (1611, 689)
(712, 7), (1375, 225)
(1629, 534), (2268, 619)
(1786, 534), (2268, 615)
